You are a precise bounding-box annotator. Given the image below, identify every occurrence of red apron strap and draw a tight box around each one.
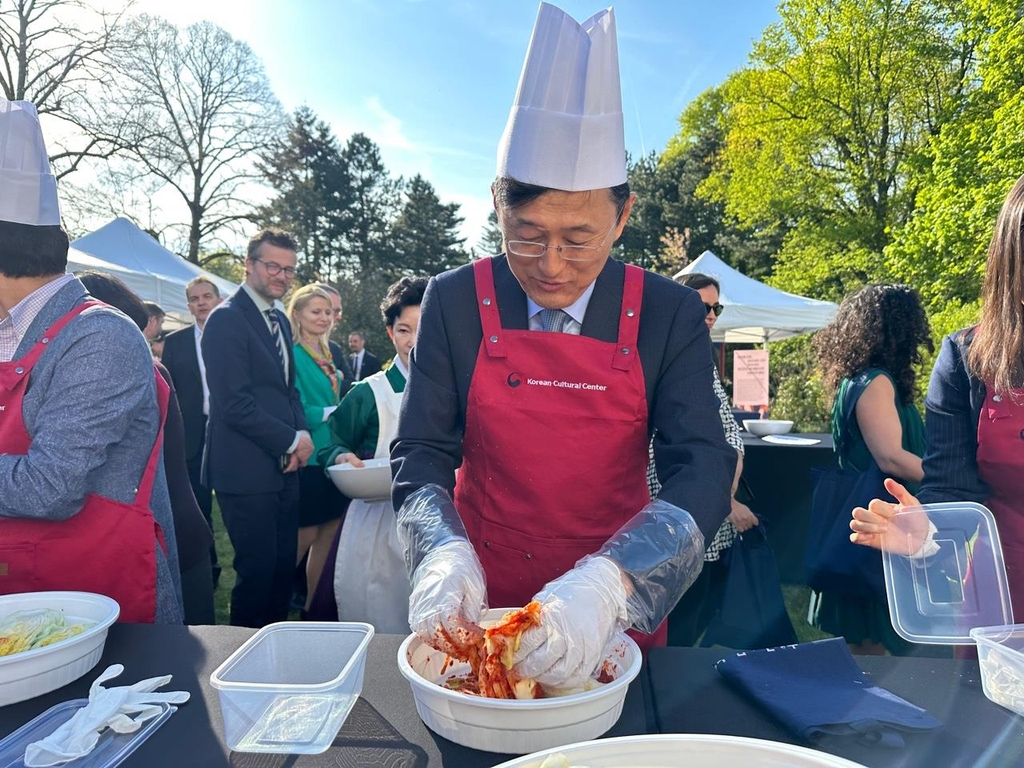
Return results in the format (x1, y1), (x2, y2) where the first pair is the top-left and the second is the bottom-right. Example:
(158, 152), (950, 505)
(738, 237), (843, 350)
(134, 367), (170, 509)
(12, 301), (106, 373)
(612, 265), (644, 371)
(472, 258), (509, 359)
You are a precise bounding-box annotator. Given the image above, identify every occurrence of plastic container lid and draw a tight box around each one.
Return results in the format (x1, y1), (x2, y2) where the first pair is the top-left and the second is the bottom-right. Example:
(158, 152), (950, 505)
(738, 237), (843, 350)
(0, 698), (175, 768)
(882, 502), (1014, 644)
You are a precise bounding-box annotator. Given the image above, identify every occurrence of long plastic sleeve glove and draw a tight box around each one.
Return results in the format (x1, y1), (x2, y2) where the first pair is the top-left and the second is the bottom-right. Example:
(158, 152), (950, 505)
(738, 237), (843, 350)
(396, 483), (473, 576)
(513, 555), (629, 690)
(597, 498), (705, 634)
(407, 539), (488, 654)
(25, 664), (190, 767)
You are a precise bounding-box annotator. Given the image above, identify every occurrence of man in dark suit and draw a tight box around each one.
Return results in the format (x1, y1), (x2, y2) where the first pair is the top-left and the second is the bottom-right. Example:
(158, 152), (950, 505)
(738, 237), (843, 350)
(202, 228), (313, 627)
(391, 3), (734, 690)
(348, 330), (381, 381)
(161, 276), (223, 585)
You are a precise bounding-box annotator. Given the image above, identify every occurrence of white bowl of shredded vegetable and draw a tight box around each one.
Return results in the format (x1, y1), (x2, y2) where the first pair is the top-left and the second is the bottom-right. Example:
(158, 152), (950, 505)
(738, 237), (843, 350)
(0, 591), (119, 706)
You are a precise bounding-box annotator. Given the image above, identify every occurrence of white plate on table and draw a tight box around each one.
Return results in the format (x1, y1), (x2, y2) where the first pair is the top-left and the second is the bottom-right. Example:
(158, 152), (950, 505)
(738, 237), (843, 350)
(760, 434), (821, 446)
(493, 733), (866, 767)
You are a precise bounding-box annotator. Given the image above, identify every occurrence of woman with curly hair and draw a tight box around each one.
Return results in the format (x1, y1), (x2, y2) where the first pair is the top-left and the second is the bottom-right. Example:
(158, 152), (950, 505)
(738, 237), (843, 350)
(851, 174), (1024, 629)
(811, 283), (932, 654)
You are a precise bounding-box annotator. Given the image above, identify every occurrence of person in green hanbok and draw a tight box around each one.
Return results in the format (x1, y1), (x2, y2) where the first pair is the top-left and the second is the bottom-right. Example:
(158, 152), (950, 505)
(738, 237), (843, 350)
(318, 277), (427, 633)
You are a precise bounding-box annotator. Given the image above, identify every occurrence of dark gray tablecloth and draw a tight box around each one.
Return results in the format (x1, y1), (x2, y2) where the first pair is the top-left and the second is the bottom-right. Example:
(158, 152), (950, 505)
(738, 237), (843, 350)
(649, 646), (1024, 767)
(741, 432), (836, 583)
(0, 624), (654, 767)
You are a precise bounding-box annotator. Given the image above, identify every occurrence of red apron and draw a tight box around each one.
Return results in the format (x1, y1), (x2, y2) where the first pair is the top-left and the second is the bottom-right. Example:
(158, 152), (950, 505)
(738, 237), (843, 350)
(0, 302), (169, 623)
(455, 258), (667, 649)
(976, 388), (1024, 619)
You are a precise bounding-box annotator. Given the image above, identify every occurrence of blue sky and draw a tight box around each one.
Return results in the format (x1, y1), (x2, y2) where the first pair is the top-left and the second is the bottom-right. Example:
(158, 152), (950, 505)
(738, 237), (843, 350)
(136, 0), (780, 247)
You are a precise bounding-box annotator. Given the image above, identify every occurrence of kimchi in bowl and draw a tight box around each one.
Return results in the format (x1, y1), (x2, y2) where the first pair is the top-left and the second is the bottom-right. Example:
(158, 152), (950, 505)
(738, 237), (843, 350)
(397, 607), (642, 754)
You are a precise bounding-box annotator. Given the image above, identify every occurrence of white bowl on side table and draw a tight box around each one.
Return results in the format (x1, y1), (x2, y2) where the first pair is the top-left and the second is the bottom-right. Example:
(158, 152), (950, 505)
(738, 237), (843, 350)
(743, 419), (794, 437)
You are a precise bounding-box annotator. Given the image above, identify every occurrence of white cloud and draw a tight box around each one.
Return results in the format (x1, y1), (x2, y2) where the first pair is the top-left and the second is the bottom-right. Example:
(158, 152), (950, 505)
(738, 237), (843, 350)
(446, 192), (495, 251)
(364, 96), (416, 152)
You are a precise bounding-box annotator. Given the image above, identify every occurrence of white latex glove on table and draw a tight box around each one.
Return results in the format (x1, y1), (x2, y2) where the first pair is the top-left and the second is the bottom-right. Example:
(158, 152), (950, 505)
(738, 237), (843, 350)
(408, 539), (488, 653)
(24, 664), (190, 767)
(512, 556), (629, 690)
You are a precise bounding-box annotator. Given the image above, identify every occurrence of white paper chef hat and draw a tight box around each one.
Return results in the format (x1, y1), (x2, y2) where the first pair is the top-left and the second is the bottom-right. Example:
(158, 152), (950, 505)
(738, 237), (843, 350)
(495, 3), (626, 192)
(0, 99), (60, 226)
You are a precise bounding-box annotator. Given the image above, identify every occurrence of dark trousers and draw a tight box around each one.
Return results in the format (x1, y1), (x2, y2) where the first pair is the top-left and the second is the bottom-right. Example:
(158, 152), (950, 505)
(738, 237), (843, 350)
(218, 479), (299, 628)
(180, 551), (216, 625)
(186, 431), (220, 583)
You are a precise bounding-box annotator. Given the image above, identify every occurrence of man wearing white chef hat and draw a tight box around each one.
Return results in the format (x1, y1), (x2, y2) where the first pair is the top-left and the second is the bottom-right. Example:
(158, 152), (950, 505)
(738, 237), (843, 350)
(0, 99), (182, 624)
(392, 4), (734, 688)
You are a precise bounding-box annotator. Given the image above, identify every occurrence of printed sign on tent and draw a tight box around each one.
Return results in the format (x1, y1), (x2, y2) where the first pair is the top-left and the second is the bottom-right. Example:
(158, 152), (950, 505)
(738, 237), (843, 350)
(733, 350), (770, 408)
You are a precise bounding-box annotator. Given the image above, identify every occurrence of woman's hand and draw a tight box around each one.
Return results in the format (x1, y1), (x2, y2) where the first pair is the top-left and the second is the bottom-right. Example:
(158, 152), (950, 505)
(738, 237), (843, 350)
(849, 478), (931, 555)
(334, 452), (365, 468)
(727, 499), (759, 533)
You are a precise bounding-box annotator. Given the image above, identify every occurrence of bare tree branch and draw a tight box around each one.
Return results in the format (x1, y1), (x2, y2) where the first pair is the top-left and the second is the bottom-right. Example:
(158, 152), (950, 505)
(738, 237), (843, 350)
(95, 15), (284, 262)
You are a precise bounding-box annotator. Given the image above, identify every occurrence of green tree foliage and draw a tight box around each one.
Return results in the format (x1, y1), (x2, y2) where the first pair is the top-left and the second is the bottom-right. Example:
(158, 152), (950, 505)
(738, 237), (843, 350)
(340, 133), (403, 275)
(617, 152), (666, 271)
(390, 174), (469, 278)
(477, 210), (503, 256)
(885, 0), (1024, 310)
(258, 107), (350, 284)
(617, 88), (782, 279)
(702, 0), (975, 301)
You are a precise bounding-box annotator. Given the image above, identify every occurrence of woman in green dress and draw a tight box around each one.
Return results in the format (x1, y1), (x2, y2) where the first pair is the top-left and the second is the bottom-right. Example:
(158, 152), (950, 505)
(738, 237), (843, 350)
(811, 284), (932, 654)
(287, 284), (346, 614)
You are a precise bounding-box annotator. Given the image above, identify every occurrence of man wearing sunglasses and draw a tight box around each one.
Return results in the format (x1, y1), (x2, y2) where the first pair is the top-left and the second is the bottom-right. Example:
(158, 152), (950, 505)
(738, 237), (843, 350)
(391, 4), (735, 691)
(202, 228), (313, 627)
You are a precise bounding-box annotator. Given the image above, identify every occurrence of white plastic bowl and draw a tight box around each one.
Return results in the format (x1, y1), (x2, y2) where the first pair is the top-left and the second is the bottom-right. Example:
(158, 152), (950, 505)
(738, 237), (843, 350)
(210, 621), (374, 754)
(743, 419), (794, 436)
(327, 457), (392, 500)
(492, 734), (867, 767)
(0, 591), (120, 706)
(397, 608), (642, 754)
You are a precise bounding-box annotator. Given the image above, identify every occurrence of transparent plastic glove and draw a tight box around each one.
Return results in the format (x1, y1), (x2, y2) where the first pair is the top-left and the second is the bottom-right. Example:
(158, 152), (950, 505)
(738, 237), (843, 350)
(24, 664), (190, 767)
(597, 498), (706, 634)
(396, 484), (473, 576)
(513, 556), (629, 690)
(408, 539), (488, 655)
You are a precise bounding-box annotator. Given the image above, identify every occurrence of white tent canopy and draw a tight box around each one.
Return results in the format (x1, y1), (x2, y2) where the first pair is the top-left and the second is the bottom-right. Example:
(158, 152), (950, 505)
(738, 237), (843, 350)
(674, 251), (837, 344)
(68, 218), (238, 324)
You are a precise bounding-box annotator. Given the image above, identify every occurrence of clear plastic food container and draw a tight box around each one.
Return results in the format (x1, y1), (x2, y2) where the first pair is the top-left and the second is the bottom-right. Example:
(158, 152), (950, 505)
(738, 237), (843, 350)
(210, 622), (373, 754)
(969, 625), (1024, 718)
(881, 502), (1023, 718)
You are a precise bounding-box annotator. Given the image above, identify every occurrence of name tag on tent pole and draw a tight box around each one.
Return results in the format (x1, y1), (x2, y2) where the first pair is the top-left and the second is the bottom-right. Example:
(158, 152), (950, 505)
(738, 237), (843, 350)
(733, 350), (769, 408)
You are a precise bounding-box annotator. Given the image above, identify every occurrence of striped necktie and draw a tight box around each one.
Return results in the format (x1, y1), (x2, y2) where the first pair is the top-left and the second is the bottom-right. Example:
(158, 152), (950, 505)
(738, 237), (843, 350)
(539, 308), (571, 333)
(265, 309), (287, 371)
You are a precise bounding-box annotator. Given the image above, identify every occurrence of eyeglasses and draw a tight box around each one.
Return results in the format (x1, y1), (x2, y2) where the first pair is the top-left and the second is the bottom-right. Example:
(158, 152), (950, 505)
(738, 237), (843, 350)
(254, 259), (296, 278)
(704, 302), (724, 317)
(505, 223), (617, 262)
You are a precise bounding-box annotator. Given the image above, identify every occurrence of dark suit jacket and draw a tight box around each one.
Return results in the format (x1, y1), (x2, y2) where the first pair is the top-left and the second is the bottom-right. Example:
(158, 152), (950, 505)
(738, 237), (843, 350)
(161, 325), (205, 461)
(918, 327), (991, 506)
(330, 340), (355, 398)
(352, 350), (382, 381)
(201, 287), (309, 495)
(391, 255), (736, 542)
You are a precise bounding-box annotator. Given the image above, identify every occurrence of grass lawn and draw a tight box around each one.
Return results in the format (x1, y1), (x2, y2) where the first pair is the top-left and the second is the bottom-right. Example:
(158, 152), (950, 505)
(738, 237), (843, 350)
(210, 497), (234, 626)
(210, 498), (833, 644)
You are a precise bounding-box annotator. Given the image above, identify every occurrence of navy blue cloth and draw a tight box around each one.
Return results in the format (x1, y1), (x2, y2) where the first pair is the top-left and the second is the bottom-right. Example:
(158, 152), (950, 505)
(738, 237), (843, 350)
(716, 637), (941, 748)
